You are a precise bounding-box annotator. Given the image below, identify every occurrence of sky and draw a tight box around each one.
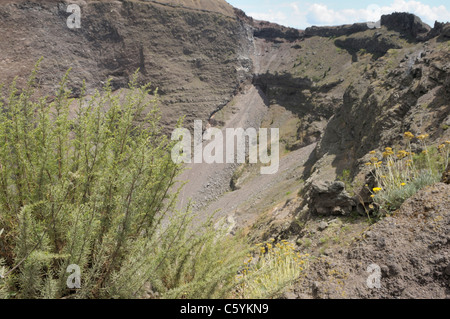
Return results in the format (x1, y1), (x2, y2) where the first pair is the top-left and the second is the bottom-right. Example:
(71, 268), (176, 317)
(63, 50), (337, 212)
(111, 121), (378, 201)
(226, 0), (450, 29)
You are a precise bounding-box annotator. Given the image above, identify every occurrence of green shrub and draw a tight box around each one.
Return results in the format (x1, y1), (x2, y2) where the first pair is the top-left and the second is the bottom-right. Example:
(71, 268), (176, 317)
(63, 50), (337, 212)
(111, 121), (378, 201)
(0, 62), (246, 299)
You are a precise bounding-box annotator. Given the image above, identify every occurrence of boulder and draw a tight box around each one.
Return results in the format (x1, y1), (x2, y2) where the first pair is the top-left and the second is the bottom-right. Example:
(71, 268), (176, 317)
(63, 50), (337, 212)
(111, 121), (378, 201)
(307, 181), (356, 216)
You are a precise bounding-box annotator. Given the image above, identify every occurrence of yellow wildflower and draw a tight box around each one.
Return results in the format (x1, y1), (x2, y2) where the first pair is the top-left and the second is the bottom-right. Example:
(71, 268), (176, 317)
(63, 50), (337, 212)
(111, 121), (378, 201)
(383, 150), (394, 158)
(417, 134), (429, 140)
(404, 132), (415, 139)
(397, 150), (408, 158)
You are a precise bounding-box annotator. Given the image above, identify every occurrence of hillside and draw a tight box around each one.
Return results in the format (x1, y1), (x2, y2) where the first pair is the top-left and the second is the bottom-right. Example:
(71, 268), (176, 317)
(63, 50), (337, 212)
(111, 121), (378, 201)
(0, 0), (248, 131)
(0, 0), (449, 299)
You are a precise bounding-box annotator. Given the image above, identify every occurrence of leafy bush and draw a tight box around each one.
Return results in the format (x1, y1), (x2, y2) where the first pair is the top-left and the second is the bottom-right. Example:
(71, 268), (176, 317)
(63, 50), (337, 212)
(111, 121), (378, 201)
(0, 62), (246, 299)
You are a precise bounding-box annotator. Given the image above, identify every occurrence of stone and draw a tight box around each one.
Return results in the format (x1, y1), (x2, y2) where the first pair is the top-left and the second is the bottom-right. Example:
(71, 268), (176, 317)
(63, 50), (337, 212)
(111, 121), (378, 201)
(307, 181), (356, 216)
(318, 221), (329, 231)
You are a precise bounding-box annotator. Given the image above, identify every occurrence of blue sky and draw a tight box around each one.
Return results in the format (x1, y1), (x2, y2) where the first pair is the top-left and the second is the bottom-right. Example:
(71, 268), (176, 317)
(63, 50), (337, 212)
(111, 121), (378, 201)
(226, 0), (450, 29)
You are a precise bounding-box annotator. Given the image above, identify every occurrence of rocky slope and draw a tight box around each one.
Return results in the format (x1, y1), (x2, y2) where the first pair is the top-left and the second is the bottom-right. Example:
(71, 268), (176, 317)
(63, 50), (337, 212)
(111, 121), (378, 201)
(0, 0), (251, 131)
(285, 183), (450, 299)
(1, 0), (450, 299)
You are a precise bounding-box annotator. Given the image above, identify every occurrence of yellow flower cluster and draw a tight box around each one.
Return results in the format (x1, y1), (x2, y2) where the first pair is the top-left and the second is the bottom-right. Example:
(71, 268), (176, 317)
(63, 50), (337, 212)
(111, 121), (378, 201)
(367, 131), (449, 212)
(417, 134), (429, 140)
(438, 142), (450, 152)
(240, 239), (310, 282)
(366, 148), (413, 166)
(396, 150), (409, 159)
(383, 147), (394, 158)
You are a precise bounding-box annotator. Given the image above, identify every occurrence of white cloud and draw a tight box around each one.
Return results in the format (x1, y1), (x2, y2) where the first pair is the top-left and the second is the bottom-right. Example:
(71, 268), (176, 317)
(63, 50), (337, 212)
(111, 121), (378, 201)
(247, 0), (450, 29)
(249, 10), (288, 24)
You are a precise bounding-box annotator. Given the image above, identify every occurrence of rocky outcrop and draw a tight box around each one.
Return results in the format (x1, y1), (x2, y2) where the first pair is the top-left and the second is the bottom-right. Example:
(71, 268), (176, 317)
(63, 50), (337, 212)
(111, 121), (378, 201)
(253, 25), (302, 42)
(307, 181), (356, 216)
(313, 42), (450, 181)
(304, 23), (369, 38)
(381, 12), (431, 40)
(443, 24), (450, 38)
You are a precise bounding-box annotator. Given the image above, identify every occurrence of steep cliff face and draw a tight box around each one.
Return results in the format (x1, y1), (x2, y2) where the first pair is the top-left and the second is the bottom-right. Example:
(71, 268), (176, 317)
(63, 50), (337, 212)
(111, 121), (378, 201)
(0, 0), (250, 130)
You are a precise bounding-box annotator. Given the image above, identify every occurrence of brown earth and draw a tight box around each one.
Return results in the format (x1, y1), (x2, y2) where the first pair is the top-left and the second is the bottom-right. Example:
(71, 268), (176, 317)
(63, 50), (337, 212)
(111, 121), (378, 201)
(283, 183), (450, 299)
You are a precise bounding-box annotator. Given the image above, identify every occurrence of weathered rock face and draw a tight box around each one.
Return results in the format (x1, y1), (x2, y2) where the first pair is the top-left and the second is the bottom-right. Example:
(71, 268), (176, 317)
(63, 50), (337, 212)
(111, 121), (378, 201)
(0, 0), (250, 132)
(304, 23), (369, 38)
(443, 24), (450, 38)
(314, 40), (450, 181)
(307, 181), (356, 216)
(252, 21), (303, 42)
(381, 12), (431, 40)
